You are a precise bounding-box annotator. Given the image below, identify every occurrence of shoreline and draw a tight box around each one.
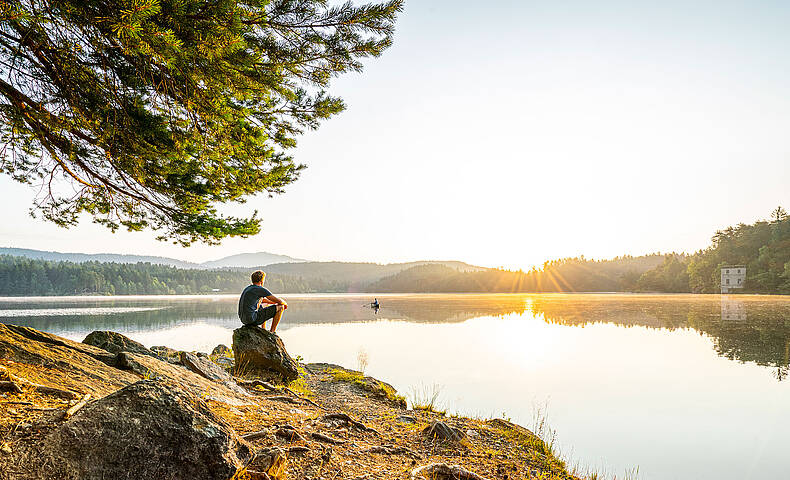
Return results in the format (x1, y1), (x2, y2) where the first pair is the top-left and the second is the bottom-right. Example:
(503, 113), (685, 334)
(0, 324), (582, 480)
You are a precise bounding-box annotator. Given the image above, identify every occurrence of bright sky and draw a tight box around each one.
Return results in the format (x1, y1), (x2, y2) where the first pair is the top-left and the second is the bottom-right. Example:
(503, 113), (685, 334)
(1, 0), (789, 269)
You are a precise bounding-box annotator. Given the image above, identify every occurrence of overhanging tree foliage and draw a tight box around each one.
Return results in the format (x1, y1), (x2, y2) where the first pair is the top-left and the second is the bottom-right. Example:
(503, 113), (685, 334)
(0, 0), (402, 244)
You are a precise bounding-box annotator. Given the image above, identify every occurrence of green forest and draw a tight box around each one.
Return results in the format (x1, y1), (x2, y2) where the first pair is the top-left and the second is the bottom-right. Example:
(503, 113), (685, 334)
(0, 257), (347, 296)
(636, 207), (790, 293)
(0, 253), (669, 296)
(366, 255), (665, 293)
(1, 208), (788, 296)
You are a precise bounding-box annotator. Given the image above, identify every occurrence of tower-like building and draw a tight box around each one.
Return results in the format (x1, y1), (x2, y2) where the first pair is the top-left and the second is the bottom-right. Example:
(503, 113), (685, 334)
(720, 265), (746, 294)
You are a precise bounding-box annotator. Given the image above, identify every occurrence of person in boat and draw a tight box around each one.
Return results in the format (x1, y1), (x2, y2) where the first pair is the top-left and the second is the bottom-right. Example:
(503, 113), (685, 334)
(371, 298), (380, 308)
(238, 270), (288, 333)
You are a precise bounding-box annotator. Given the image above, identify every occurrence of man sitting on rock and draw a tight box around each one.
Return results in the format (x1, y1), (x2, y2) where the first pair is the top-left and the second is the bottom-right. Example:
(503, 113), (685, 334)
(238, 270), (288, 333)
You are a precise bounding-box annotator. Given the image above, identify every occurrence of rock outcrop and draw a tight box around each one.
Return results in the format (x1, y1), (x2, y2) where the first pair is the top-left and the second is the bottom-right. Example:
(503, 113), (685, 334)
(0, 324), (137, 396)
(179, 351), (249, 396)
(117, 351), (251, 404)
(410, 463), (491, 480)
(82, 330), (155, 357)
(485, 418), (541, 442)
(212, 344), (232, 356)
(150, 345), (181, 363)
(422, 421), (466, 443)
(215, 355), (234, 368)
(1, 325), (581, 480)
(248, 447), (287, 480)
(232, 326), (299, 382)
(180, 351), (230, 382)
(29, 380), (253, 480)
(308, 363), (407, 408)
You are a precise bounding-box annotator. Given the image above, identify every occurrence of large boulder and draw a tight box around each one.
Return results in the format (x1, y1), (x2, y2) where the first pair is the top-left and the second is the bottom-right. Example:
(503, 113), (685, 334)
(150, 345), (181, 364)
(82, 331), (155, 357)
(212, 344), (232, 356)
(422, 420), (466, 443)
(0, 324), (137, 396)
(178, 351), (248, 396)
(232, 326), (299, 383)
(180, 351), (231, 382)
(29, 379), (253, 480)
(116, 352), (251, 404)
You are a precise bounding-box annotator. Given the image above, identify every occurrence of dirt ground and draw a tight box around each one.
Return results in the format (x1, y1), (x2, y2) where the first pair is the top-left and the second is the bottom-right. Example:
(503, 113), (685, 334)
(0, 326), (579, 480)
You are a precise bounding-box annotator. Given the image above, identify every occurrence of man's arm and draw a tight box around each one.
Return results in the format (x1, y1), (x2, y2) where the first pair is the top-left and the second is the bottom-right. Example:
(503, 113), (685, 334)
(262, 294), (288, 308)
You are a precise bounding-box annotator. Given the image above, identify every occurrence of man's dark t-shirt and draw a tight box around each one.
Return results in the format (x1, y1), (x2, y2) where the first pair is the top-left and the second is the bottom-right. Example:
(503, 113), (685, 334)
(238, 284), (273, 324)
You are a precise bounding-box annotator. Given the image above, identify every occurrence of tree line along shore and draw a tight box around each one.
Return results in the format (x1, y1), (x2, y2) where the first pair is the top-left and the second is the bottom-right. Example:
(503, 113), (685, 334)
(1, 208), (788, 296)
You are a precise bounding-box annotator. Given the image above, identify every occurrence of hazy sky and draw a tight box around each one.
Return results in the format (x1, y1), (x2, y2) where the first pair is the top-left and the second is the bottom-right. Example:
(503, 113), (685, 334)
(1, 0), (789, 269)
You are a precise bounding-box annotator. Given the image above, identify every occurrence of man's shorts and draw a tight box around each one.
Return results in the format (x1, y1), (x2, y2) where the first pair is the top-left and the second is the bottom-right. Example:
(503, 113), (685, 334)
(246, 304), (278, 326)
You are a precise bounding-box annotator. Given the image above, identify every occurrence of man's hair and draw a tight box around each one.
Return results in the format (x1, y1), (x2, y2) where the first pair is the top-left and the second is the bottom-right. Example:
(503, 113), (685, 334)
(251, 270), (265, 284)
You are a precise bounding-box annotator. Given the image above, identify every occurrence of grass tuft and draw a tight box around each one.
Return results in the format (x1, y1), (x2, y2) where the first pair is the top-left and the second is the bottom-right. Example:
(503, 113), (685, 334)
(288, 366), (315, 399)
(408, 382), (445, 415)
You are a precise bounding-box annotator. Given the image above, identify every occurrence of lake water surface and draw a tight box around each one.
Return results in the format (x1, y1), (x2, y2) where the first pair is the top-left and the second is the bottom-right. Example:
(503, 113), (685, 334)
(2, 293), (789, 479)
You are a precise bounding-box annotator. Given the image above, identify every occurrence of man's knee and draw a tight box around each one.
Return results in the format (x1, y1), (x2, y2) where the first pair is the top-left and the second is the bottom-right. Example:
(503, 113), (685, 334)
(276, 304), (285, 313)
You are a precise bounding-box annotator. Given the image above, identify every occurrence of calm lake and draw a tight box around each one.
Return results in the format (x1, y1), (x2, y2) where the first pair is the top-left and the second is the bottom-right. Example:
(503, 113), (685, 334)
(2, 293), (789, 479)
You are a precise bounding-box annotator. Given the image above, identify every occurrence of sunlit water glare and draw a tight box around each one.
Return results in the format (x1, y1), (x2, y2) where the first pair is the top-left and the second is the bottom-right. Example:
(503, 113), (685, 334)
(1, 293), (788, 479)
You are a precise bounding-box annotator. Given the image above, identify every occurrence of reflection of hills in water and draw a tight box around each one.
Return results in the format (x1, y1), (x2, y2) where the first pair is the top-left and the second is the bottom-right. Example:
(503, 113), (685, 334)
(0, 298), (241, 334)
(369, 295), (529, 323)
(3, 294), (790, 379)
(0, 295), (531, 335)
(528, 295), (790, 379)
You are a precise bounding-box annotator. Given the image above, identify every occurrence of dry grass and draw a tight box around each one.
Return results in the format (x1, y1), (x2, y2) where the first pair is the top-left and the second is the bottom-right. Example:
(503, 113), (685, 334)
(408, 382), (445, 414)
(288, 367), (316, 400)
(0, 343), (591, 480)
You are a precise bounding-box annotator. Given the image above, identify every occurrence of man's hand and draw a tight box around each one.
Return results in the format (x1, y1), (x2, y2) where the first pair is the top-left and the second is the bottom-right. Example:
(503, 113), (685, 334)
(266, 295), (287, 309)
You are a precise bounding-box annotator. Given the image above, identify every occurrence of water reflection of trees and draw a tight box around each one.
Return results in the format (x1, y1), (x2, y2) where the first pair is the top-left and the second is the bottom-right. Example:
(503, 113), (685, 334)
(373, 295), (529, 323)
(0, 295), (531, 337)
(5, 294), (790, 380)
(529, 295), (790, 380)
(3, 298), (241, 335)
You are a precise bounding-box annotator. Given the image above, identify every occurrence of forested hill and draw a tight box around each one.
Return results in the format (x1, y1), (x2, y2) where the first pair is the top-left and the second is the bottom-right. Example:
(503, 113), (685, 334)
(0, 248), (198, 269)
(634, 208), (790, 293)
(0, 257), (482, 296)
(0, 256), (344, 296)
(263, 261), (486, 289)
(0, 248), (305, 269)
(0, 254), (661, 296)
(369, 209), (790, 294)
(366, 255), (667, 293)
(2, 208), (788, 296)
(0, 253), (675, 296)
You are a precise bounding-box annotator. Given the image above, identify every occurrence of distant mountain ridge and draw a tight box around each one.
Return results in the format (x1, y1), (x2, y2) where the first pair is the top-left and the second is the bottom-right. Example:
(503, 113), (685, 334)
(0, 250), (677, 296)
(262, 260), (487, 289)
(200, 252), (308, 268)
(0, 247), (305, 269)
(0, 248), (484, 287)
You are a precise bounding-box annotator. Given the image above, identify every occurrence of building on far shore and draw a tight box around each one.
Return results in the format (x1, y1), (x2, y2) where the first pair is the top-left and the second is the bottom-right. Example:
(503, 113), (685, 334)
(721, 265), (746, 294)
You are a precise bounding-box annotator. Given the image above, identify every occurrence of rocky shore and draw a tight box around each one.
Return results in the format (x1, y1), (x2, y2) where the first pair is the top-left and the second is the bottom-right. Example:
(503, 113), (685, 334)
(0, 323), (580, 480)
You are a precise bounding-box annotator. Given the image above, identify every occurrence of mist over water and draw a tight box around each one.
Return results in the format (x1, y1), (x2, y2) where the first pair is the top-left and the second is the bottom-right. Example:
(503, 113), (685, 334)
(2, 293), (789, 479)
